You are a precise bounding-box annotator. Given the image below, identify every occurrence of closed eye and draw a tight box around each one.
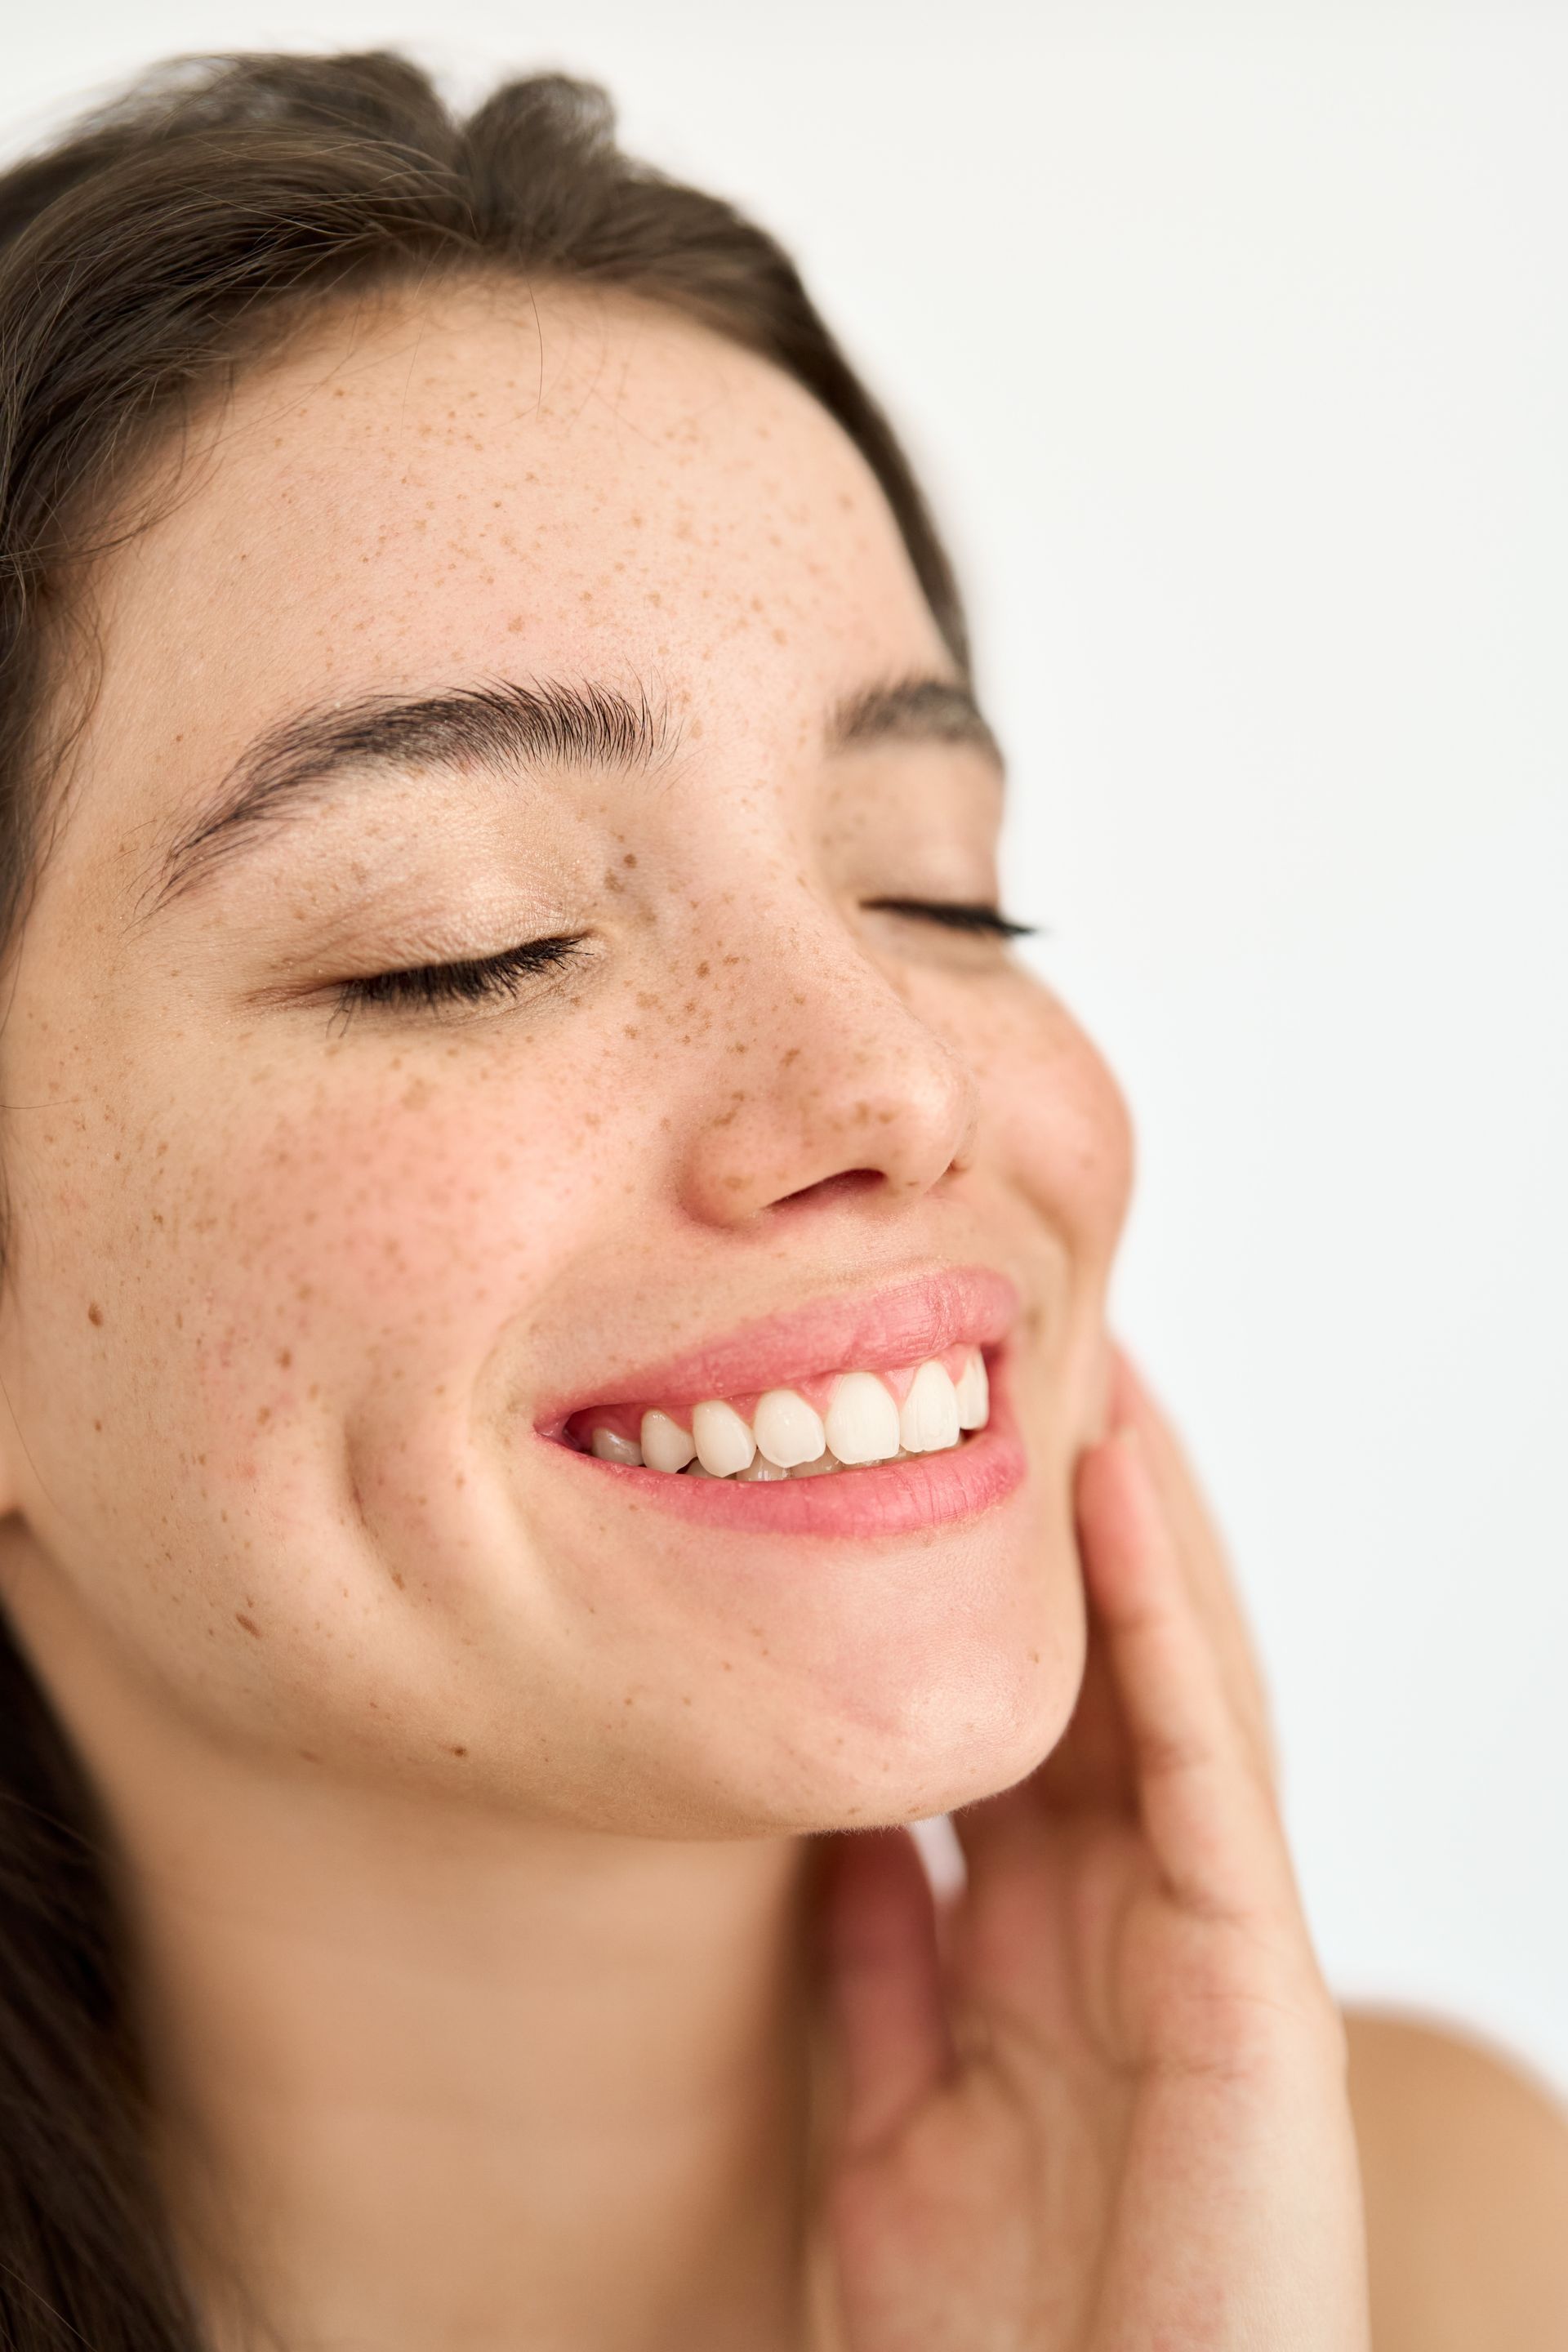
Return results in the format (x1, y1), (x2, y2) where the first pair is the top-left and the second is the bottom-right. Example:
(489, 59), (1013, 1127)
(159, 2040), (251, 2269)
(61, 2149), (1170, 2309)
(327, 900), (1038, 1034)
(330, 933), (590, 1031)
(862, 898), (1039, 938)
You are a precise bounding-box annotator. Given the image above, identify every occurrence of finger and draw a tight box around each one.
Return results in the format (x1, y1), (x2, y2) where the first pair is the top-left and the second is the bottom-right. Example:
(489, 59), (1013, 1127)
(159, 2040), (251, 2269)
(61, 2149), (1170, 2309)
(810, 1827), (956, 2159)
(1074, 1423), (1294, 1927)
(1107, 1340), (1277, 1784)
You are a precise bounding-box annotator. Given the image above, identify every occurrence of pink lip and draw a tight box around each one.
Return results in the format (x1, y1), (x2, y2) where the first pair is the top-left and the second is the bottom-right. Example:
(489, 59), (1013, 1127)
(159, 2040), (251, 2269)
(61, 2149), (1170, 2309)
(529, 1265), (1029, 1542)
(532, 1263), (1021, 1435)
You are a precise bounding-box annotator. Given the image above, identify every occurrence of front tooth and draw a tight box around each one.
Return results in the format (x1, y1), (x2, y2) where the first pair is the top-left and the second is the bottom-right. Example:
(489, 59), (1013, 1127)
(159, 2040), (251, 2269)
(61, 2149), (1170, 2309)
(752, 1388), (827, 1468)
(898, 1360), (960, 1454)
(823, 1371), (901, 1466)
(954, 1349), (990, 1430)
(640, 1410), (696, 1473)
(737, 1454), (789, 1481)
(692, 1399), (756, 1477)
(590, 1428), (644, 1466)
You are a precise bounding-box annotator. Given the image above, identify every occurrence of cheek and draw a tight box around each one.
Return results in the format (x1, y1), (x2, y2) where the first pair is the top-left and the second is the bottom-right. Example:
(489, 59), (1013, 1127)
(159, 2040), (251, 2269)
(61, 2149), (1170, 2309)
(973, 977), (1136, 1265)
(7, 1044), (623, 1606)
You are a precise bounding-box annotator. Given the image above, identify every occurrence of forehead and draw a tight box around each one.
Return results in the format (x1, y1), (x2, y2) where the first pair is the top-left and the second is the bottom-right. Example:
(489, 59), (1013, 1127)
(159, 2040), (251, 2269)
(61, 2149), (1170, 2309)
(69, 280), (944, 862)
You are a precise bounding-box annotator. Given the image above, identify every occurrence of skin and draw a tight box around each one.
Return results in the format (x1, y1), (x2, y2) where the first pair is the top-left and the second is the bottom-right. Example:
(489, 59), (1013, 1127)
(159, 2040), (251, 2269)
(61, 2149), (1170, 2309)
(0, 274), (1558, 2350)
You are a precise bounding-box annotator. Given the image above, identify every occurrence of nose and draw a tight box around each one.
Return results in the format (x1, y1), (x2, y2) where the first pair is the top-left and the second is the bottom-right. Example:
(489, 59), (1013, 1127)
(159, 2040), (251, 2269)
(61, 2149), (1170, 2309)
(673, 900), (981, 1227)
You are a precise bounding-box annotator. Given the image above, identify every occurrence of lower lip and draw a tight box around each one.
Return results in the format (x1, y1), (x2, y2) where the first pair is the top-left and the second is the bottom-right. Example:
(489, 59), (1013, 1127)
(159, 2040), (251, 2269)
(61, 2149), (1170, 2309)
(537, 1344), (1027, 1539)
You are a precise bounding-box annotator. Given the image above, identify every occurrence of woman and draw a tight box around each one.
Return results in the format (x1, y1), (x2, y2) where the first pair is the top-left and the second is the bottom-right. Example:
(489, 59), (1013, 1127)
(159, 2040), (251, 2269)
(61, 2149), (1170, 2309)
(0, 47), (1562, 2352)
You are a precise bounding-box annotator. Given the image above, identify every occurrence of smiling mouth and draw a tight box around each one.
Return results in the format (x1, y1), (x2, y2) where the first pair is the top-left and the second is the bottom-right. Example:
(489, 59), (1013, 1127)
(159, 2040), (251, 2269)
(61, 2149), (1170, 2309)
(561, 1343), (990, 1481)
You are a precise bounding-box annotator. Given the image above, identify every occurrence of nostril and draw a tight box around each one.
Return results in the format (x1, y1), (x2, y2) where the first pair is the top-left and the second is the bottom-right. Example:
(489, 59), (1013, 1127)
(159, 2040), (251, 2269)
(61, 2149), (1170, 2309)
(775, 1169), (884, 1209)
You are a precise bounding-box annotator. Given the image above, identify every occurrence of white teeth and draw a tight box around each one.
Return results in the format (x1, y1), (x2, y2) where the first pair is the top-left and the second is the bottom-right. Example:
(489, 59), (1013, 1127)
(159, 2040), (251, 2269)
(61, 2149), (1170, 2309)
(611, 1352), (987, 1479)
(787, 1449), (843, 1477)
(954, 1348), (989, 1430)
(823, 1370), (902, 1466)
(692, 1398), (756, 1477)
(640, 1410), (696, 1473)
(898, 1360), (961, 1454)
(590, 1428), (644, 1466)
(752, 1388), (828, 1469)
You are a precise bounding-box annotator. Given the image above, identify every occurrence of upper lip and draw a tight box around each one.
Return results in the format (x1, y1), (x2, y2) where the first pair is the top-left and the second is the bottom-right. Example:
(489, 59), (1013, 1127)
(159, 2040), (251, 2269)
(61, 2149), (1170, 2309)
(533, 1263), (1020, 1437)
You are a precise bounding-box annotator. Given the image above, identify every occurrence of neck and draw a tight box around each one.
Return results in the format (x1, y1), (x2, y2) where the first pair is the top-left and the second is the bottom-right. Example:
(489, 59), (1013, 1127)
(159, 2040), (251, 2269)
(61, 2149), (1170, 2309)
(127, 1766), (838, 2352)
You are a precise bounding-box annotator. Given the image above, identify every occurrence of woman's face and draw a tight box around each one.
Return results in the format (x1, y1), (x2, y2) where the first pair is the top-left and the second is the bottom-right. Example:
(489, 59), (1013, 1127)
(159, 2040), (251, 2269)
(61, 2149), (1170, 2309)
(0, 280), (1132, 1836)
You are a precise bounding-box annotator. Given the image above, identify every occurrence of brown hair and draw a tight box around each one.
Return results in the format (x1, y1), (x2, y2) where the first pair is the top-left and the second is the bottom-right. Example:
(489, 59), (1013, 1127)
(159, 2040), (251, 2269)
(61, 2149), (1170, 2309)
(0, 47), (969, 2349)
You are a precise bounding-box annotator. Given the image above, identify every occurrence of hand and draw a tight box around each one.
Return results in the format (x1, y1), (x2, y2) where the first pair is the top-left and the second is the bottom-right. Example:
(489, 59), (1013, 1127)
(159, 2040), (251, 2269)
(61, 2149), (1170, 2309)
(806, 1342), (1370, 2350)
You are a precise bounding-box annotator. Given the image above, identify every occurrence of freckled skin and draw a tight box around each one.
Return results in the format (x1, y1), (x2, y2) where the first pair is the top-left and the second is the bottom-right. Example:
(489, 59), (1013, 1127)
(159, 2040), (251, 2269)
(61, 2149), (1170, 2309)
(0, 278), (1133, 1838)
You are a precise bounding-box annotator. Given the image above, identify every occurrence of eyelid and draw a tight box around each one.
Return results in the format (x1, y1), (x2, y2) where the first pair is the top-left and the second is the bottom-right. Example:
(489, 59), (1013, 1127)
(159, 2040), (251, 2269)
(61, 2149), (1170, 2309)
(320, 898), (1038, 1036)
(862, 898), (1040, 939)
(327, 932), (590, 1032)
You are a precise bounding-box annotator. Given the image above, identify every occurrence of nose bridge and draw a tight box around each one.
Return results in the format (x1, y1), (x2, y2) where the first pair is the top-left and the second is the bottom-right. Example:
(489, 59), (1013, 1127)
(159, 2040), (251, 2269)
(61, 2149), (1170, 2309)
(673, 888), (979, 1227)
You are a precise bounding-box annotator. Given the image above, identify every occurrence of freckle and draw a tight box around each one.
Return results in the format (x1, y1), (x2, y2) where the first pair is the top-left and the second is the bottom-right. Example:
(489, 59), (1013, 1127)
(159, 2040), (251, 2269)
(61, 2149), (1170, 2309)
(448, 1744), (469, 1758)
(695, 962), (709, 978)
(622, 852), (636, 867)
(256, 1405), (271, 1425)
(278, 1348), (292, 1368)
(93, 1419), (103, 1433)
(87, 1303), (104, 1325)
(781, 1047), (800, 1066)
(624, 1026), (639, 1039)
(507, 615), (523, 632)
(298, 1750), (321, 1765)
(722, 1174), (746, 1191)
(235, 1613), (261, 1637)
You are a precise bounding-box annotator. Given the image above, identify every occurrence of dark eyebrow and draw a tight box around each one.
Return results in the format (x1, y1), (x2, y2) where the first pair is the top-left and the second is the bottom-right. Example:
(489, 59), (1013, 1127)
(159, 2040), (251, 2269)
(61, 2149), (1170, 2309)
(139, 677), (678, 920)
(828, 675), (1004, 772)
(139, 668), (1000, 923)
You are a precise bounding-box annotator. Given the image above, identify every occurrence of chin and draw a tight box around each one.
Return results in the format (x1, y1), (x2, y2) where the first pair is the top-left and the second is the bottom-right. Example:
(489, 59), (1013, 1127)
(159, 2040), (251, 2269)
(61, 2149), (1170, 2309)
(702, 1614), (1089, 1838)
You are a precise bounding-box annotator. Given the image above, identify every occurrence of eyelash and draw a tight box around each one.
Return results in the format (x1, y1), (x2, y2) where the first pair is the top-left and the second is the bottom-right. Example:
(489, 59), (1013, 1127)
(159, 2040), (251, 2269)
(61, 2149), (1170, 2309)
(331, 934), (590, 1027)
(331, 901), (1039, 1024)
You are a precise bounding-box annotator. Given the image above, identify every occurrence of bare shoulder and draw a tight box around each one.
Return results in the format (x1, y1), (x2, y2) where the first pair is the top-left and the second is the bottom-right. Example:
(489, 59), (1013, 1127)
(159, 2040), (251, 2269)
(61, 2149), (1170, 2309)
(1345, 2006), (1568, 2352)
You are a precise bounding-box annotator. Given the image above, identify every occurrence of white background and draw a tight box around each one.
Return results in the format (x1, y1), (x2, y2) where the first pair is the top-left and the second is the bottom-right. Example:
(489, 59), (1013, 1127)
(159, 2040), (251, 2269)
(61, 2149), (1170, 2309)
(6, 4), (1565, 2091)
